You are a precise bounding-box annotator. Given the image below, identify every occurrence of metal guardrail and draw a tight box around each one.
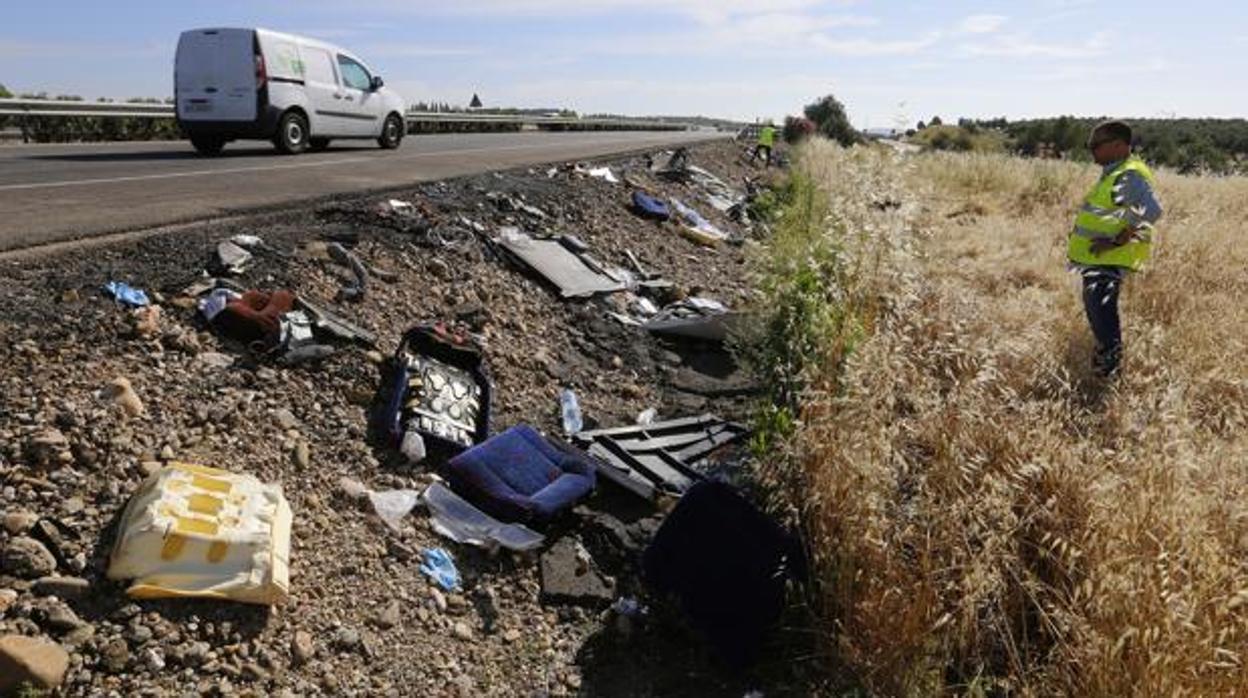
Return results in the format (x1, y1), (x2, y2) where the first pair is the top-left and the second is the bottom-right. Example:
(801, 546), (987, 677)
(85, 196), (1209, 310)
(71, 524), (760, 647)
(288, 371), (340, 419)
(0, 98), (173, 118)
(0, 98), (695, 132)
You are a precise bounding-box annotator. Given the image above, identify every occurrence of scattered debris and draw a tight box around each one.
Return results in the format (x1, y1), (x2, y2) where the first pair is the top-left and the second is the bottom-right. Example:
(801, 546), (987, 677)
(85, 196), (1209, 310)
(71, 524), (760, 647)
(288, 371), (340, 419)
(643, 481), (805, 665)
(107, 462), (292, 605)
(211, 289), (295, 350)
(671, 198), (730, 247)
(419, 548), (461, 591)
(296, 297), (376, 346)
(496, 229), (627, 299)
(447, 424), (596, 523)
(0, 140), (780, 694)
(573, 414), (749, 500)
(102, 281), (150, 308)
(367, 489), (422, 532)
(211, 239), (253, 275)
(488, 190), (548, 219)
(539, 537), (615, 608)
(644, 297), (738, 342)
(383, 324), (491, 457)
(560, 388), (583, 436)
(422, 482), (545, 552)
(631, 191), (671, 222)
(584, 166), (619, 184)
(637, 407), (658, 425)
(197, 286), (238, 321)
(327, 242), (369, 302)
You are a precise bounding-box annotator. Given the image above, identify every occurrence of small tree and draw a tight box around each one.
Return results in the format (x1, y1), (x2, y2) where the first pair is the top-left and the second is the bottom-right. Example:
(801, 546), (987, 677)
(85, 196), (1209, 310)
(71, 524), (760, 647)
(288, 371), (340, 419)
(803, 94), (859, 146)
(930, 115), (943, 126)
(783, 115), (816, 144)
(916, 120), (926, 131)
(469, 93), (483, 109)
(0, 83), (11, 98)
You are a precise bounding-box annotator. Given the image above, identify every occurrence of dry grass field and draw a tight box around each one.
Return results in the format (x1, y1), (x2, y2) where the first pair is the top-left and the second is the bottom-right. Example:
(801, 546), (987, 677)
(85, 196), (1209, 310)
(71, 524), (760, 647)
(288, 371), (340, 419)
(749, 140), (1248, 695)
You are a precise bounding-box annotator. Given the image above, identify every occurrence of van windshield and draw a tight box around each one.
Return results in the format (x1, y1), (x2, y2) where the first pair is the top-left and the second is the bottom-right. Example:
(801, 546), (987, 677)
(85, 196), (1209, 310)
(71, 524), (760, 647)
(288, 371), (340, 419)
(337, 55), (371, 91)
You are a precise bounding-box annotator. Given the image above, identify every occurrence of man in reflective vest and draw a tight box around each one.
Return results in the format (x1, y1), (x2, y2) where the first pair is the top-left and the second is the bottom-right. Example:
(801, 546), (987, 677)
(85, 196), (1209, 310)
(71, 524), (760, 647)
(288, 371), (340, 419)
(750, 122), (777, 167)
(1068, 120), (1163, 376)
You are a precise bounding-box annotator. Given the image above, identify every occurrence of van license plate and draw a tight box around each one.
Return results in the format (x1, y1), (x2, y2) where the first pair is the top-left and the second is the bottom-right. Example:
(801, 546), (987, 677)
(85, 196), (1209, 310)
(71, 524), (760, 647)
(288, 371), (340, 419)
(187, 102), (213, 113)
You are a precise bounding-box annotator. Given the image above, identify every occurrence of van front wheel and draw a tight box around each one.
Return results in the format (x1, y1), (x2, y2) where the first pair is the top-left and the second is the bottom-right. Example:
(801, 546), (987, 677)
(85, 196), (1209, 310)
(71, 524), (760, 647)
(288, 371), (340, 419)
(378, 114), (404, 150)
(274, 112), (310, 155)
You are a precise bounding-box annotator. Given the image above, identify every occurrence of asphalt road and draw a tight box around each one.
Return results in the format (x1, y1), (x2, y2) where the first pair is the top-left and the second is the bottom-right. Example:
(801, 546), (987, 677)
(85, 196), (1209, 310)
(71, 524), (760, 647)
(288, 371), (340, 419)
(0, 130), (727, 251)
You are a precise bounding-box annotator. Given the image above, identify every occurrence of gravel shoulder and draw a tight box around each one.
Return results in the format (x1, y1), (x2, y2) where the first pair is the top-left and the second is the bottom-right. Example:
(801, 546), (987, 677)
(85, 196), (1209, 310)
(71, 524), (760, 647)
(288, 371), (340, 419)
(0, 141), (814, 697)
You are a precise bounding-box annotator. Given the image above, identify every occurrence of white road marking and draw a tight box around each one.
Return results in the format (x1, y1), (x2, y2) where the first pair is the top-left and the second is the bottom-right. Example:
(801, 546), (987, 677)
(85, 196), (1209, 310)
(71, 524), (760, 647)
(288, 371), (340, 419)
(0, 135), (709, 193)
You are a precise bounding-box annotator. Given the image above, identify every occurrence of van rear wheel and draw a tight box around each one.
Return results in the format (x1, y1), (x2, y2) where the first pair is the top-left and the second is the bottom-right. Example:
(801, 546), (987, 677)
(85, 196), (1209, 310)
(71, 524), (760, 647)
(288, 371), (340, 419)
(190, 136), (225, 156)
(378, 114), (404, 150)
(273, 111), (310, 155)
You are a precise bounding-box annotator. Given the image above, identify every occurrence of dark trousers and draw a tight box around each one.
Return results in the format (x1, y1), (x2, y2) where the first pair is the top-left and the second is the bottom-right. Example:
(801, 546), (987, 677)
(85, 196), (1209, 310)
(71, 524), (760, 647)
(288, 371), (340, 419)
(1081, 268), (1123, 374)
(750, 144), (772, 166)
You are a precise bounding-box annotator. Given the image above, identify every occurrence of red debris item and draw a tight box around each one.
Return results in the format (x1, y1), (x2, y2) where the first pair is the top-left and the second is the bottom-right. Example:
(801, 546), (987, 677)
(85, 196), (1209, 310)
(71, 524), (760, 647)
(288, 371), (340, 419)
(211, 290), (295, 349)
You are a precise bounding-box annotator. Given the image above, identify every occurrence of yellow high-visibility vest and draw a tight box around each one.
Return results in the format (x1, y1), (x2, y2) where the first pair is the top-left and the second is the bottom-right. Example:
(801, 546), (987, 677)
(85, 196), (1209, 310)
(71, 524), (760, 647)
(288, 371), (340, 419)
(758, 126), (776, 148)
(1067, 156), (1157, 270)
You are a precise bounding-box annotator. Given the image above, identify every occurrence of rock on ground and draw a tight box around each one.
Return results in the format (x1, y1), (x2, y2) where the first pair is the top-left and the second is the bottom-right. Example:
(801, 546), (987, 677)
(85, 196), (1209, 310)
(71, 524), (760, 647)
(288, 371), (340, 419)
(0, 634), (70, 693)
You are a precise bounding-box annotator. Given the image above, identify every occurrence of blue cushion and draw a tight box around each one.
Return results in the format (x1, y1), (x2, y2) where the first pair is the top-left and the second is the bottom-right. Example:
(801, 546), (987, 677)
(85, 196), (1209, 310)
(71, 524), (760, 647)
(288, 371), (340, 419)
(447, 425), (596, 522)
(632, 191), (671, 221)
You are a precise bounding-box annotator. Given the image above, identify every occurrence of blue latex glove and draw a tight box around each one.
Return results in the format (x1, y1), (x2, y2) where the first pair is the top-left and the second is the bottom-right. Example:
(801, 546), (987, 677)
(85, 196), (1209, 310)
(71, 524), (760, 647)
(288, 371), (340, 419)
(419, 547), (460, 591)
(103, 281), (150, 308)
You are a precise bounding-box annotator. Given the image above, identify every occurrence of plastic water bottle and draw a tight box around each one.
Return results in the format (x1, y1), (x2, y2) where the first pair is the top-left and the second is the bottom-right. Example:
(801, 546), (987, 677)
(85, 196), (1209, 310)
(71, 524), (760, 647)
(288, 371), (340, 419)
(560, 389), (583, 435)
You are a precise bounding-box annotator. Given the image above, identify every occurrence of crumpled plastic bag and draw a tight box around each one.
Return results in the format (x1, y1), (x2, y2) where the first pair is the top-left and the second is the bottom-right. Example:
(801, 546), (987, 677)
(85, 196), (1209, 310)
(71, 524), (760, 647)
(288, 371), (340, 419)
(103, 281), (150, 308)
(366, 489), (422, 532)
(419, 547), (460, 591)
(198, 288), (240, 322)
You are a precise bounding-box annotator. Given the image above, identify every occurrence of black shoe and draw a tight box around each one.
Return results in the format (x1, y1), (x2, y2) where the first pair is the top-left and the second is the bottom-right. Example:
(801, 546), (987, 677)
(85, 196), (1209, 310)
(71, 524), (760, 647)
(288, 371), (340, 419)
(1093, 348), (1120, 377)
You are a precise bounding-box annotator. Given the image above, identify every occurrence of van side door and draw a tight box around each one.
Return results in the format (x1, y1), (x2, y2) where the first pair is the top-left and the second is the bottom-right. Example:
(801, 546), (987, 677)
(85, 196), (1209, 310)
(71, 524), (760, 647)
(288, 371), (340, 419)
(300, 45), (350, 137)
(335, 54), (384, 136)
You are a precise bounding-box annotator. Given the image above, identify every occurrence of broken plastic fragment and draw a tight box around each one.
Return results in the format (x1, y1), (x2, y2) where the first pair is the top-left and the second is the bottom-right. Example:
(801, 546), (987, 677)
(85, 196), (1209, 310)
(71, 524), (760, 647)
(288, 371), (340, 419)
(367, 489), (422, 532)
(422, 483), (545, 552)
(587, 167), (619, 183)
(230, 234), (264, 248)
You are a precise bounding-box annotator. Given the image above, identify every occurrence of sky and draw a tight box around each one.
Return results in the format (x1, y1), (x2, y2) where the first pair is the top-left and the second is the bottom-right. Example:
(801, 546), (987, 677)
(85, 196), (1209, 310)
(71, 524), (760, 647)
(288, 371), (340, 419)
(0, 1), (1243, 127)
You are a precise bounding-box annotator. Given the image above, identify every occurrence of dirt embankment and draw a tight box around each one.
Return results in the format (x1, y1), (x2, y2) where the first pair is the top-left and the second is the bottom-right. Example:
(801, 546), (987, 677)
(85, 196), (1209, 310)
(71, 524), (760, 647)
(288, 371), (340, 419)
(0, 141), (812, 696)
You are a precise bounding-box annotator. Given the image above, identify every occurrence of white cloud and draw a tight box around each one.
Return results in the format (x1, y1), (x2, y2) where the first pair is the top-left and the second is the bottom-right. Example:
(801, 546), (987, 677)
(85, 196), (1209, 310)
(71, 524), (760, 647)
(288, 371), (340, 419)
(959, 32), (1110, 59)
(533, 11), (883, 58)
(956, 14), (1007, 35)
(811, 31), (941, 56)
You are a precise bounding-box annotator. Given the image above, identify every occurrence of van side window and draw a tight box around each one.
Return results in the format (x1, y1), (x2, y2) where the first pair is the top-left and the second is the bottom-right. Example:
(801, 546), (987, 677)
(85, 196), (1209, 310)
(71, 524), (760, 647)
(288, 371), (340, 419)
(272, 42), (304, 79)
(304, 48), (338, 86)
(337, 55), (371, 91)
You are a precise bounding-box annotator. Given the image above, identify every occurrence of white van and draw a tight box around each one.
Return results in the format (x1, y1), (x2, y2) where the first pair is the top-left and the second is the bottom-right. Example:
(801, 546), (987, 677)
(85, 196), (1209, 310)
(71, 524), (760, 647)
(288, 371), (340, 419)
(175, 28), (407, 155)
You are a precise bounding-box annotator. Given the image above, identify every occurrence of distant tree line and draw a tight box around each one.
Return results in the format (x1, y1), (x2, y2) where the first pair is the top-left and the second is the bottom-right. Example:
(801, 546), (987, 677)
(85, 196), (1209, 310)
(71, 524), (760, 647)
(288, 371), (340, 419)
(913, 114), (1248, 174)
